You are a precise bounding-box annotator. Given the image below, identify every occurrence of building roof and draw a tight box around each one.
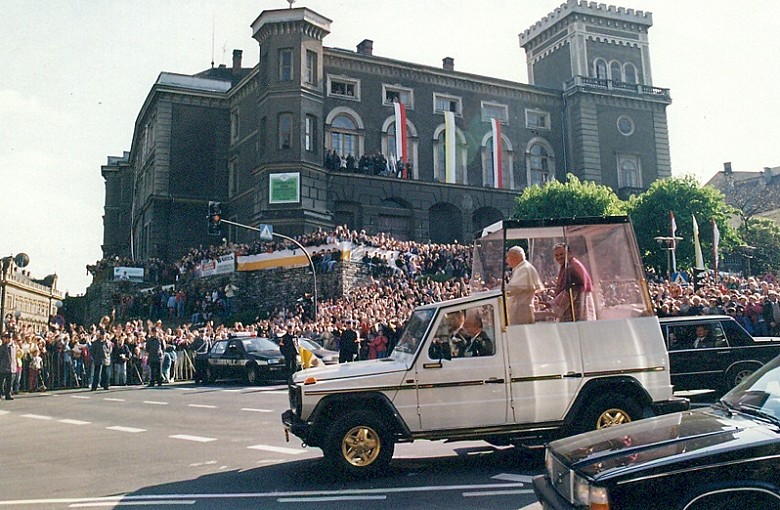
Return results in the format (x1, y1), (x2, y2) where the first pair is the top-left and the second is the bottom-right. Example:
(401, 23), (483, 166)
(155, 72), (232, 93)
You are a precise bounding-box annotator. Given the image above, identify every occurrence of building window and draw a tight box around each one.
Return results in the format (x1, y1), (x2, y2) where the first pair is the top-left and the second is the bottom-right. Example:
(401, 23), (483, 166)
(382, 84), (414, 108)
(527, 139), (555, 186)
(617, 115), (635, 136)
(481, 101), (508, 123)
(624, 63), (638, 84)
(279, 48), (293, 81)
(305, 115), (317, 152)
(230, 110), (239, 142)
(228, 159), (238, 197)
(618, 154), (642, 188)
(525, 109), (550, 130)
(381, 116), (419, 178)
(305, 50), (317, 85)
(432, 124), (467, 184)
(329, 114), (358, 158)
(480, 132), (514, 189)
(610, 60), (622, 82)
(593, 58), (608, 80)
(433, 93), (462, 116)
(327, 75), (360, 101)
(259, 116), (267, 157)
(278, 113), (293, 149)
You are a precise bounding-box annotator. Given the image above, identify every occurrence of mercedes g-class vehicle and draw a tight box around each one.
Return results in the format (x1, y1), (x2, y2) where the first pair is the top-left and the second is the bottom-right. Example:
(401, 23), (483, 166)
(282, 217), (688, 475)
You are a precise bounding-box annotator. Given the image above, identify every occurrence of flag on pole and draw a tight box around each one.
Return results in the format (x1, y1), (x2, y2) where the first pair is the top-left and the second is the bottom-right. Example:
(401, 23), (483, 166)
(491, 118), (503, 188)
(712, 219), (720, 274)
(393, 102), (408, 164)
(692, 214), (704, 269)
(444, 111), (457, 183)
(670, 212), (678, 273)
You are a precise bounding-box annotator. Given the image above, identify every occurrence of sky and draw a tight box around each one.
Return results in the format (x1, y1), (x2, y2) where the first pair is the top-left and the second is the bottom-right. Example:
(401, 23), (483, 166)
(1, 0), (779, 296)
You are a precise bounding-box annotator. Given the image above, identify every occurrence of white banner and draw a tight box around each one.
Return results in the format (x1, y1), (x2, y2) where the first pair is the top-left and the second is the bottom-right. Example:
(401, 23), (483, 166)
(114, 266), (144, 282)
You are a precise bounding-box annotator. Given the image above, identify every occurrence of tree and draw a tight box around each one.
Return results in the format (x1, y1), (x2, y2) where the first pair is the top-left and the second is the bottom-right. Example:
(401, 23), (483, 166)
(741, 217), (780, 276)
(512, 174), (626, 220)
(627, 176), (736, 273)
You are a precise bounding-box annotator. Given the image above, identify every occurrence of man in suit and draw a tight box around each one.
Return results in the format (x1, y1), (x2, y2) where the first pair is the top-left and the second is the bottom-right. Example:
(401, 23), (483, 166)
(0, 332), (17, 400)
(693, 325), (714, 349)
(279, 325), (299, 378)
(462, 313), (493, 357)
(145, 334), (164, 387)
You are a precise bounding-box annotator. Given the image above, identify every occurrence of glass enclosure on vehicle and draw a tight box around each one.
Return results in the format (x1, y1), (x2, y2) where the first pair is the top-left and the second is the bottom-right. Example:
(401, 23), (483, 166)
(472, 217), (653, 324)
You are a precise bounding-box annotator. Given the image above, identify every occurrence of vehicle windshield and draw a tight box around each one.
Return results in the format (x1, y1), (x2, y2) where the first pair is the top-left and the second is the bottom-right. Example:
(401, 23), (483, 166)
(242, 337), (279, 352)
(390, 309), (436, 356)
(721, 355), (780, 424)
(298, 339), (322, 351)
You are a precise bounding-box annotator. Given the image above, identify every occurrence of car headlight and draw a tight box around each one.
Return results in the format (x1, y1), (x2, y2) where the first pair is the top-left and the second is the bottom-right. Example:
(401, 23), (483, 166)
(573, 474), (609, 509)
(254, 360), (268, 365)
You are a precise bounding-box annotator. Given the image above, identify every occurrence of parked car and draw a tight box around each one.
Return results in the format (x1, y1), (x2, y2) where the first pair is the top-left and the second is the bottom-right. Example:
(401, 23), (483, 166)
(298, 338), (339, 365)
(195, 335), (287, 385)
(533, 353), (780, 510)
(659, 315), (780, 393)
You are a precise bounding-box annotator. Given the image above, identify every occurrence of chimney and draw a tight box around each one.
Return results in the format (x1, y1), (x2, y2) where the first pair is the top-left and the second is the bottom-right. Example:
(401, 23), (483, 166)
(232, 49), (243, 73)
(723, 162), (732, 174)
(442, 57), (454, 71)
(357, 39), (373, 55)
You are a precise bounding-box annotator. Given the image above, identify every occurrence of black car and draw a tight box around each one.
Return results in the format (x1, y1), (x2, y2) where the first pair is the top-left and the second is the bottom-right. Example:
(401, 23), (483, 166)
(533, 354), (780, 509)
(195, 335), (287, 385)
(660, 315), (780, 393)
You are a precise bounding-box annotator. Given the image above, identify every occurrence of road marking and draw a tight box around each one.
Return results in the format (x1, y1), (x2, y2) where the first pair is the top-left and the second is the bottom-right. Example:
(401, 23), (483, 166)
(263, 390), (287, 395)
(104, 398), (125, 402)
(21, 414), (53, 421)
(0, 410), (9, 416)
(70, 501), (196, 507)
(143, 401), (168, 405)
(106, 426), (145, 433)
(518, 503), (543, 510)
(71, 396), (91, 399)
(463, 489), (534, 497)
(59, 419), (90, 426)
(278, 496), (387, 502)
(221, 389), (242, 393)
(492, 473), (534, 483)
(240, 408), (273, 413)
(188, 404), (217, 409)
(247, 444), (307, 455)
(169, 435), (217, 443)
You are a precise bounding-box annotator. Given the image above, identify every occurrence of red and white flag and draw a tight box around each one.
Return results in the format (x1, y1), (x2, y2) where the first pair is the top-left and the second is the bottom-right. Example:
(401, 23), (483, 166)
(491, 118), (503, 188)
(712, 219), (720, 274)
(393, 102), (408, 164)
(670, 211), (677, 273)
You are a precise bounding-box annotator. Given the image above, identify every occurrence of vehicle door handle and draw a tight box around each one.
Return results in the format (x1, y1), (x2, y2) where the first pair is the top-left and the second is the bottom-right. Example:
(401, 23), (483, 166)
(423, 362), (443, 369)
(485, 378), (505, 384)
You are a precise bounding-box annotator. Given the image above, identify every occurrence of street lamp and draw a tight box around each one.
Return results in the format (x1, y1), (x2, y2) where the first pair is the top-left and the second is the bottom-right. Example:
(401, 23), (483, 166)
(0, 253), (30, 335)
(653, 236), (682, 280)
(739, 245), (755, 277)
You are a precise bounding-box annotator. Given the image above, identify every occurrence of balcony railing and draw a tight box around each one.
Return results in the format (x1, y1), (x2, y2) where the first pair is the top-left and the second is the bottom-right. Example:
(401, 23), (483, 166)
(565, 76), (670, 99)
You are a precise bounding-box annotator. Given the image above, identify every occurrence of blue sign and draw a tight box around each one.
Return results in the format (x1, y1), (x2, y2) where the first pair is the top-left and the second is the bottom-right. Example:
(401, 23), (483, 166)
(259, 223), (274, 241)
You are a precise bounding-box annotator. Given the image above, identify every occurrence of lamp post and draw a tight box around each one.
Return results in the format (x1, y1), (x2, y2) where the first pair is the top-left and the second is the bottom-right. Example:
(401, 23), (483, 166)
(653, 236), (682, 280)
(739, 245), (755, 277)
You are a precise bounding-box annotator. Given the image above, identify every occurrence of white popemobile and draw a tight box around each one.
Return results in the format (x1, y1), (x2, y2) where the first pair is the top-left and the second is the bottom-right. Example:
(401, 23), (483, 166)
(282, 217), (688, 475)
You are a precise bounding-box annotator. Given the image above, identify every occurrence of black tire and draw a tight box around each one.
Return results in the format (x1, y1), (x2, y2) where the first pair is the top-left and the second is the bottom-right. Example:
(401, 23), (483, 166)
(246, 364), (260, 385)
(578, 393), (643, 434)
(724, 364), (757, 392)
(323, 411), (394, 477)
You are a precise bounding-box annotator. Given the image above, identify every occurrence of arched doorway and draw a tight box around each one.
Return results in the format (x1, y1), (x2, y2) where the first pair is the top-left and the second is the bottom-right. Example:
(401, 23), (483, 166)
(429, 203), (462, 244)
(377, 198), (412, 241)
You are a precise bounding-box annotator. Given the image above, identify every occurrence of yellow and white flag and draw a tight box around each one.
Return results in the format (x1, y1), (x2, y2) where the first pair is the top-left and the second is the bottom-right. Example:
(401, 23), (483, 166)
(444, 111), (457, 183)
(692, 214), (704, 269)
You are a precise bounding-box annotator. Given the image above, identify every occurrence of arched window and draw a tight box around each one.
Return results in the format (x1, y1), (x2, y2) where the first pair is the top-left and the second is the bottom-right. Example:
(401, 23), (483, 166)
(432, 124), (467, 184)
(381, 117), (419, 178)
(526, 139), (555, 187)
(593, 58), (608, 80)
(618, 155), (642, 188)
(623, 63), (638, 84)
(325, 108), (365, 159)
(480, 132), (514, 189)
(610, 61), (622, 82)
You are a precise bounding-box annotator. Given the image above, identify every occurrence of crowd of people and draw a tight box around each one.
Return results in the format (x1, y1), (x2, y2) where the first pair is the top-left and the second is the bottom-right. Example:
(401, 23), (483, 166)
(324, 150), (415, 179)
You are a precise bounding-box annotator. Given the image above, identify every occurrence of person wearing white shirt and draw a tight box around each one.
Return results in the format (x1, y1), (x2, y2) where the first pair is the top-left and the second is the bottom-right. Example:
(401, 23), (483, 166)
(505, 246), (544, 325)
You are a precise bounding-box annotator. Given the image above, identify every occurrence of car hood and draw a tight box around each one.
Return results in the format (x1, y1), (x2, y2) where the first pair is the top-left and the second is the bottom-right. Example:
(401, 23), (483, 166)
(293, 357), (408, 383)
(550, 408), (780, 481)
(248, 350), (285, 360)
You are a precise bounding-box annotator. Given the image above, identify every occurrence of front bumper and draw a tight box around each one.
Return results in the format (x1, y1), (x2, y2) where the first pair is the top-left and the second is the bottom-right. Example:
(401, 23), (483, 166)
(282, 409), (312, 443)
(532, 475), (577, 510)
(652, 396), (689, 416)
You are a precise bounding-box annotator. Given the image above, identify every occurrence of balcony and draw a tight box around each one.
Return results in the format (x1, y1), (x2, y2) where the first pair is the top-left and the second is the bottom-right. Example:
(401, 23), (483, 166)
(564, 76), (670, 101)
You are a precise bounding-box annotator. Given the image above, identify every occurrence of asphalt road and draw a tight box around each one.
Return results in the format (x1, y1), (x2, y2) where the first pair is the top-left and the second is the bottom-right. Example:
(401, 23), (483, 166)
(0, 381), (545, 510)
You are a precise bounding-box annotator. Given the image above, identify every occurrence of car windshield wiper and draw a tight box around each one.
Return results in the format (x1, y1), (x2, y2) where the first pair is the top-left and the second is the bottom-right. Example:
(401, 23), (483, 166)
(735, 403), (780, 428)
(714, 399), (737, 417)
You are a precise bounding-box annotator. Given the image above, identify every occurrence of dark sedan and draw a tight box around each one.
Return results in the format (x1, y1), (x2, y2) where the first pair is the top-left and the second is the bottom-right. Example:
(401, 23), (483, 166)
(195, 336), (287, 385)
(660, 315), (780, 393)
(533, 354), (780, 510)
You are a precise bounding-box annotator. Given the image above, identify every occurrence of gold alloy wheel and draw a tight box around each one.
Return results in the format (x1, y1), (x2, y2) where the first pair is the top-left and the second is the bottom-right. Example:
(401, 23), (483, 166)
(341, 425), (381, 467)
(596, 408), (632, 429)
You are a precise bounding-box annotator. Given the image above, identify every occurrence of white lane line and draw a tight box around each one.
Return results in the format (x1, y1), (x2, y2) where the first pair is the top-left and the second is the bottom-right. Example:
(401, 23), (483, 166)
(518, 503), (543, 510)
(0, 410), (9, 416)
(247, 444), (306, 455)
(221, 389), (242, 393)
(169, 434), (217, 443)
(59, 419), (91, 426)
(143, 401), (168, 405)
(278, 496), (387, 502)
(263, 390), (287, 395)
(21, 414), (53, 421)
(188, 404), (217, 409)
(69, 501), (196, 507)
(71, 396), (91, 400)
(492, 473), (534, 483)
(106, 426), (145, 433)
(463, 489), (535, 497)
(240, 408), (273, 413)
(104, 398), (125, 402)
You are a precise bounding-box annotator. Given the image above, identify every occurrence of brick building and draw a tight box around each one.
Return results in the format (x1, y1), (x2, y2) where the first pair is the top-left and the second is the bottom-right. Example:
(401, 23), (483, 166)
(102, 0), (672, 262)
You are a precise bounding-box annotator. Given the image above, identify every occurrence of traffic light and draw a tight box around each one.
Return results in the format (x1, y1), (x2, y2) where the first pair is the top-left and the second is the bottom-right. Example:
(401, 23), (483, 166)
(692, 267), (707, 291)
(208, 201), (222, 235)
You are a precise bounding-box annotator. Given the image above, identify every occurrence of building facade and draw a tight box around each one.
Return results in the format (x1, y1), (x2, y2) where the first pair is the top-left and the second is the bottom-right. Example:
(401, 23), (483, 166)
(0, 257), (63, 334)
(102, 0), (672, 262)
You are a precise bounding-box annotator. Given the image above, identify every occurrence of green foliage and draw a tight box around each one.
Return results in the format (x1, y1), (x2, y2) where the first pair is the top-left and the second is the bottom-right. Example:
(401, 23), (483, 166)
(512, 174), (626, 220)
(742, 217), (780, 276)
(627, 175), (736, 272)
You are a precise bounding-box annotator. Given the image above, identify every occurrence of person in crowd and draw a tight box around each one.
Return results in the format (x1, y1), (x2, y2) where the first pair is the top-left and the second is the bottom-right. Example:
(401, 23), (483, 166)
(112, 335), (131, 386)
(145, 334), (164, 387)
(0, 332), (16, 400)
(339, 321), (359, 363)
(505, 246), (544, 325)
(90, 330), (112, 391)
(278, 324), (299, 378)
